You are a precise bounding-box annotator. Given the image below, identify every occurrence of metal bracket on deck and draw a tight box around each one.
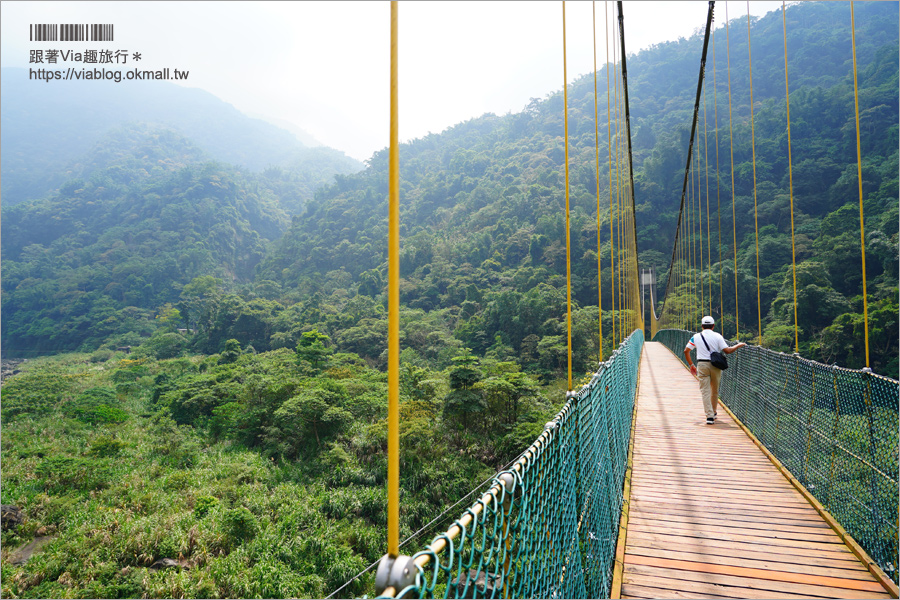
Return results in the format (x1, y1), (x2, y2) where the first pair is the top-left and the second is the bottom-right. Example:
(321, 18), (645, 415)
(375, 554), (416, 598)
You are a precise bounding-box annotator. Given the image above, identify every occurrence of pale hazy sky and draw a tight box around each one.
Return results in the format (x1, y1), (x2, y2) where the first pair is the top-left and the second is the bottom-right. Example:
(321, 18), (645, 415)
(1, 1), (785, 162)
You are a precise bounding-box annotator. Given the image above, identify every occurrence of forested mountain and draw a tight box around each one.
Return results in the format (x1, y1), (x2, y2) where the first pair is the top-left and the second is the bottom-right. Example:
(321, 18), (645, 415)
(1, 3), (897, 598)
(3, 2), (896, 372)
(262, 1), (898, 376)
(0, 67), (362, 206)
(1, 126), (295, 354)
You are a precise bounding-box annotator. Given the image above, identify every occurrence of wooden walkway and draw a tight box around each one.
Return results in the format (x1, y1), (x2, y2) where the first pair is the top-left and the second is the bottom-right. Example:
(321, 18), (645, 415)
(619, 341), (893, 599)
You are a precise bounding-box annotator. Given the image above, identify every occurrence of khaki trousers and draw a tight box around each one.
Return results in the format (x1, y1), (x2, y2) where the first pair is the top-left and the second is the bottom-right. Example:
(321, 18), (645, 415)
(697, 361), (722, 418)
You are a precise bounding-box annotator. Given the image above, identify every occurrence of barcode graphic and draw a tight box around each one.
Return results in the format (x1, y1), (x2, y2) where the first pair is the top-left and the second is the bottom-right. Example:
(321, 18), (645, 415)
(30, 24), (114, 42)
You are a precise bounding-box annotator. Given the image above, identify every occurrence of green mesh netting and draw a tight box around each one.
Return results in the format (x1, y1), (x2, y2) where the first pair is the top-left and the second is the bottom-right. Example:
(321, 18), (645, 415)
(654, 328), (899, 585)
(384, 330), (643, 599)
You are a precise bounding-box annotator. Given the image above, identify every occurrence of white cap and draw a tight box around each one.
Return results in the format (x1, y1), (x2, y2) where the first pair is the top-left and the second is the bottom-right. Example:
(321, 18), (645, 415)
(701, 316), (715, 325)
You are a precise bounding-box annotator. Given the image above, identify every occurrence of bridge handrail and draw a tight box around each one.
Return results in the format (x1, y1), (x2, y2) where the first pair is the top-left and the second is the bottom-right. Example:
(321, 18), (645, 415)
(378, 329), (644, 598)
(653, 328), (899, 587)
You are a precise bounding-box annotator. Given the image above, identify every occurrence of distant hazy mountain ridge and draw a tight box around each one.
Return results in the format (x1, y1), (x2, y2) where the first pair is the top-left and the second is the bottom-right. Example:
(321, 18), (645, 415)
(0, 67), (362, 206)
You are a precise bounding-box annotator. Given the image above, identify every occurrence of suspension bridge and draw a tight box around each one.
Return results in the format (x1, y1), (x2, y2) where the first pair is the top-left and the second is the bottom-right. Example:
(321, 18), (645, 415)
(361, 2), (898, 598)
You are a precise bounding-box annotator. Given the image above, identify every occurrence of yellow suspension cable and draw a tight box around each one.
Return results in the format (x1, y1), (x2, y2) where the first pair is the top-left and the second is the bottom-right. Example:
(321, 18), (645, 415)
(726, 4), (740, 340)
(692, 149), (698, 317)
(680, 219), (684, 329)
(704, 83), (712, 317)
(849, 0), (871, 369)
(622, 66), (628, 334)
(592, 1), (604, 361)
(613, 21), (623, 342)
(687, 158), (693, 318)
(782, 1), (800, 354)
(747, 1), (762, 344)
(618, 41), (626, 339)
(624, 149), (629, 336)
(714, 25), (724, 334)
(695, 134), (703, 317)
(562, 0), (573, 391)
(606, 1), (616, 348)
(387, 0), (400, 559)
(683, 209), (688, 328)
(692, 115), (697, 319)
(679, 218), (684, 329)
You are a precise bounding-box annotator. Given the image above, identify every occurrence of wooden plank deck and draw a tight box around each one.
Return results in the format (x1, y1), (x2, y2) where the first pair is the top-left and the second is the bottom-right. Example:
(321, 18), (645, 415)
(619, 341), (893, 599)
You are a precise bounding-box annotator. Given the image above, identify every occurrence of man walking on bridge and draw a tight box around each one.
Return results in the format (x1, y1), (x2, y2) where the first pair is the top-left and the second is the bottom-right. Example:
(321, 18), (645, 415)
(683, 316), (746, 425)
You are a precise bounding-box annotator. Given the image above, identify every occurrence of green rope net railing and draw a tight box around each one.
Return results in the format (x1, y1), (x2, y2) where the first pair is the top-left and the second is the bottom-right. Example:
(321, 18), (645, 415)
(654, 328), (899, 585)
(377, 330), (643, 598)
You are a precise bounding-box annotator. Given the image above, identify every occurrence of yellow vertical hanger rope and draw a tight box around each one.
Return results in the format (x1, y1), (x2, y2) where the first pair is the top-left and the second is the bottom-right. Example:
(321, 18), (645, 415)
(606, 1), (616, 347)
(618, 39), (626, 339)
(613, 20), (623, 342)
(681, 217), (685, 328)
(562, 0), (573, 391)
(693, 147), (699, 315)
(782, 1), (800, 353)
(684, 210), (688, 329)
(592, 1), (604, 361)
(747, 1), (763, 344)
(714, 25), (724, 334)
(621, 60), (629, 335)
(849, 0), (871, 369)
(687, 155), (694, 315)
(695, 135), (703, 316)
(726, 4), (740, 339)
(620, 95), (626, 335)
(704, 83), (712, 317)
(387, 0), (400, 559)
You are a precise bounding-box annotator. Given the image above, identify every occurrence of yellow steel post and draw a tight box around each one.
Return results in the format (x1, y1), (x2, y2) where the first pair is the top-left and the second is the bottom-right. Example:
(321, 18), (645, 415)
(592, 2), (604, 361)
(562, 0), (573, 391)
(725, 4), (740, 340)
(849, 0), (871, 368)
(703, 85), (712, 316)
(713, 26), (723, 333)
(747, 1), (763, 344)
(782, 1), (800, 354)
(387, 0), (400, 558)
(605, 1), (616, 348)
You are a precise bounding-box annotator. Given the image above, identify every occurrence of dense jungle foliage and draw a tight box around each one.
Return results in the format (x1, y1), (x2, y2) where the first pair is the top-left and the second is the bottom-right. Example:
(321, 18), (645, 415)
(1, 3), (897, 598)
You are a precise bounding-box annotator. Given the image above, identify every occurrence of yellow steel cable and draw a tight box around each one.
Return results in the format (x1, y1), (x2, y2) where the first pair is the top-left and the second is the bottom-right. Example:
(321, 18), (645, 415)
(592, 1), (604, 361)
(613, 21), (623, 342)
(747, 1), (763, 344)
(606, 1), (616, 348)
(692, 119), (697, 317)
(782, 1), (800, 353)
(695, 135), (703, 316)
(680, 221), (684, 328)
(688, 150), (694, 314)
(680, 238), (683, 330)
(562, 0), (573, 391)
(623, 149), (628, 336)
(387, 0), (400, 558)
(690, 151), (696, 315)
(619, 22), (627, 336)
(704, 83), (712, 316)
(726, 4), (740, 339)
(696, 149), (701, 315)
(616, 39), (624, 340)
(622, 66), (629, 333)
(680, 200), (685, 329)
(849, 0), (871, 368)
(714, 25), (724, 333)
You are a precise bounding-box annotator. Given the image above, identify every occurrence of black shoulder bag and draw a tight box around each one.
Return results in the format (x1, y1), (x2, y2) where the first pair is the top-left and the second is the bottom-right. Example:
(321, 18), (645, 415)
(699, 332), (728, 370)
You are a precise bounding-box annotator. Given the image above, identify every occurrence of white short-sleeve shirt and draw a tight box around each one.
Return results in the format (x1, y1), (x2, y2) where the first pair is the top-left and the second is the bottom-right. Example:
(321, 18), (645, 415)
(685, 330), (728, 361)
